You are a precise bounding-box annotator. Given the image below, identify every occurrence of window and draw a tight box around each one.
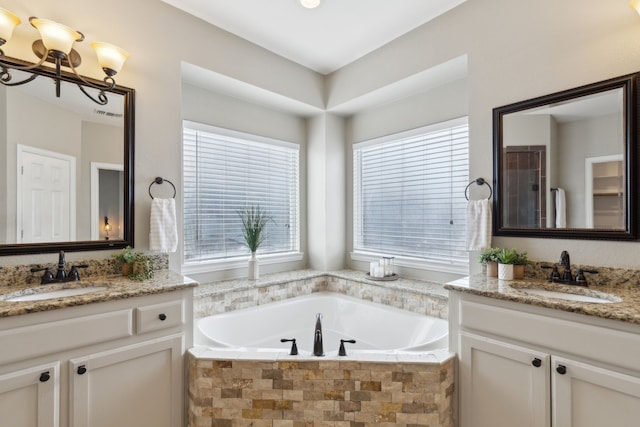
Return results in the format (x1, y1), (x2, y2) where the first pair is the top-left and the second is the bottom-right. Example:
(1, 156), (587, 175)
(353, 118), (469, 273)
(183, 121), (300, 268)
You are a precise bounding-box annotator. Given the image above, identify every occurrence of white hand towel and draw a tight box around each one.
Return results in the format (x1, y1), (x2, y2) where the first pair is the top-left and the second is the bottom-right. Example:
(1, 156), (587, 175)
(555, 188), (566, 228)
(149, 198), (178, 253)
(466, 199), (492, 251)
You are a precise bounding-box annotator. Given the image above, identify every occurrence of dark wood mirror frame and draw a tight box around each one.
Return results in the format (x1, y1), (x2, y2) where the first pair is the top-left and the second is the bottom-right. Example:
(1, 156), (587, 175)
(493, 73), (639, 240)
(0, 56), (135, 255)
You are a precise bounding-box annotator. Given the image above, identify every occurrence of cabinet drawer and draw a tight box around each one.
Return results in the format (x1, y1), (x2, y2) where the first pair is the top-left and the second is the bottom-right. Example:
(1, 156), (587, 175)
(459, 299), (640, 373)
(135, 300), (183, 334)
(0, 309), (133, 366)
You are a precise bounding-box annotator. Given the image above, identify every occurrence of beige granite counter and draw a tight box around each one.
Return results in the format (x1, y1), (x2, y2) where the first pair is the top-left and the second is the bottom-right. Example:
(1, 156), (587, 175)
(0, 270), (198, 318)
(444, 275), (640, 324)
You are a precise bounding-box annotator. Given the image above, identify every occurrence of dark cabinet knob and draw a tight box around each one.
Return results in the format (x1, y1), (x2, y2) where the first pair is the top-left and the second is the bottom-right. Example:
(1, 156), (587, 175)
(556, 365), (567, 375)
(39, 371), (50, 382)
(531, 358), (542, 368)
(77, 365), (87, 375)
(158, 313), (167, 321)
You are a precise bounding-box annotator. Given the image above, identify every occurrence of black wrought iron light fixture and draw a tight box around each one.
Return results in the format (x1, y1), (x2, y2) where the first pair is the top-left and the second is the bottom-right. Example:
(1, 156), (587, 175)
(0, 8), (129, 105)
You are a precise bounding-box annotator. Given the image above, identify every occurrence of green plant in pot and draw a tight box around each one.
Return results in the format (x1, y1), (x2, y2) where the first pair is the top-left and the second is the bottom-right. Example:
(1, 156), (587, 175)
(238, 205), (270, 280)
(495, 248), (527, 280)
(112, 246), (154, 281)
(478, 247), (500, 277)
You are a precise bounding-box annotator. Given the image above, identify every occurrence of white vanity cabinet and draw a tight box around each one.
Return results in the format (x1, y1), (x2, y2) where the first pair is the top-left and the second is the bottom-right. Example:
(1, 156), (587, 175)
(0, 289), (193, 427)
(450, 292), (640, 427)
(0, 362), (60, 427)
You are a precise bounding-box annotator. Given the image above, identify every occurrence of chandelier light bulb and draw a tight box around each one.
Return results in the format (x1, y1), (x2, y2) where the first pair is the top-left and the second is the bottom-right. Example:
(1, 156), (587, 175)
(300, 0), (320, 9)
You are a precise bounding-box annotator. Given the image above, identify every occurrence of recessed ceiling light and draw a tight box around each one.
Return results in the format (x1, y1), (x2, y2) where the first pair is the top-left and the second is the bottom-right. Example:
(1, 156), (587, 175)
(300, 0), (320, 9)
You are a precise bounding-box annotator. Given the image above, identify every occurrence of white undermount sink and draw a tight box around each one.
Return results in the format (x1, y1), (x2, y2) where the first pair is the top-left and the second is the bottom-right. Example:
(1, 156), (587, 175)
(521, 288), (621, 304)
(2, 285), (108, 302)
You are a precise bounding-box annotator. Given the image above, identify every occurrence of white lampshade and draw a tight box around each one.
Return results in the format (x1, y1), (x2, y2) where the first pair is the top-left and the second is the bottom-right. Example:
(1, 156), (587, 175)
(632, 0), (640, 15)
(30, 17), (83, 54)
(0, 8), (21, 43)
(300, 0), (320, 9)
(91, 41), (129, 75)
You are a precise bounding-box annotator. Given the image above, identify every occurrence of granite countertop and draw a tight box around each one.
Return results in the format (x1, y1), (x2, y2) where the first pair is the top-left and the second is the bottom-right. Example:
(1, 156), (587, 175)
(445, 275), (640, 325)
(0, 270), (198, 318)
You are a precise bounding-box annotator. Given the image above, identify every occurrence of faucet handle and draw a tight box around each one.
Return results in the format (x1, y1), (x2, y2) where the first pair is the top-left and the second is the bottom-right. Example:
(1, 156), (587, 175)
(542, 265), (561, 282)
(575, 269), (598, 286)
(280, 338), (298, 356)
(31, 267), (54, 284)
(338, 339), (357, 357)
(67, 264), (89, 282)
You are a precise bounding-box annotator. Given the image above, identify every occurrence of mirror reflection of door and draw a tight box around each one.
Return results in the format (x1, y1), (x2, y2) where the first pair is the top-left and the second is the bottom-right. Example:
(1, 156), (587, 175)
(17, 145), (76, 243)
(90, 162), (124, 240)
(585, 155), (624, 229)
(503, 146), (547, 228)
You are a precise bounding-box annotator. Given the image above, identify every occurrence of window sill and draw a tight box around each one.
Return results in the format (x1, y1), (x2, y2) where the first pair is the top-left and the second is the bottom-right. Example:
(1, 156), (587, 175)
(181, 251), (304, 275)
(350, 251), (468, 275)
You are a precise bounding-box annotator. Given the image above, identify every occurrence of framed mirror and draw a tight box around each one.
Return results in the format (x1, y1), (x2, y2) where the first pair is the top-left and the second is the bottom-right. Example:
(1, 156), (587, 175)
(493, 73), (638, 240)
(0, 57), (135, 255)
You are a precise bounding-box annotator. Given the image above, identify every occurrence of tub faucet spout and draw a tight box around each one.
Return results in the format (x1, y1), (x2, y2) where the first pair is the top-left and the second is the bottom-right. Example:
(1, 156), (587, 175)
(313, 313), (324, 356)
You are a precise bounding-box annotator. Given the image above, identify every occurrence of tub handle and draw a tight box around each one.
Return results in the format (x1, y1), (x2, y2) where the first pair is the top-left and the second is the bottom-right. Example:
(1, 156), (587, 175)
(338, 339), (356, 356)
(280, 338), (298, 356)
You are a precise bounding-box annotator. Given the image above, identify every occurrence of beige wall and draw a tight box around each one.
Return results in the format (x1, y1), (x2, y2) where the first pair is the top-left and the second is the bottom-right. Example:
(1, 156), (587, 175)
(2, 0), (640, 277)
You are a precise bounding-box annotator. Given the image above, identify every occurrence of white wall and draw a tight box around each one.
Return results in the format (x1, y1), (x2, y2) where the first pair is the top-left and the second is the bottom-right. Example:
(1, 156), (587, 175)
(1, 0), (640, 277)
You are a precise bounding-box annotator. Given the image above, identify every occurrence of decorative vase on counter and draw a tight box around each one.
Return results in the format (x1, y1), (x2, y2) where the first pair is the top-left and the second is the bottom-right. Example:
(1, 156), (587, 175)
(498, 263), (514, 280)
(486, 261), (498, 278)
(248, 252), (259, 280)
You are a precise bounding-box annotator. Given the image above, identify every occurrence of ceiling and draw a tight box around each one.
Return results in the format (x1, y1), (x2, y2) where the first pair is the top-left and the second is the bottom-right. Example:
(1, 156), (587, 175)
(162, 0), (467, 75)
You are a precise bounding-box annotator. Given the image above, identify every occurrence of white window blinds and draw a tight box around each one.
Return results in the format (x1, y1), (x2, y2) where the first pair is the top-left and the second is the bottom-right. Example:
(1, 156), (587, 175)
(353, 118), (469, 272)
(183, 121), (299, 263)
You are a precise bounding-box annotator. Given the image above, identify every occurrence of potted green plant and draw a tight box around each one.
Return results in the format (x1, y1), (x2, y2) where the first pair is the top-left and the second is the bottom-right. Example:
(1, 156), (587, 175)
(513, 250), (528, 280)
(495, 248), (527, 280)
(112, 246), (154, 280)
(478, 247), (500, 277)
(112, 246), (140, 276)
(238, 205), (270, 280)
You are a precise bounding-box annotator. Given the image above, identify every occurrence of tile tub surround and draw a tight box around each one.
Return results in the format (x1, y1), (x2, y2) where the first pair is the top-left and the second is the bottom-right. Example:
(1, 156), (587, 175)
(193, 269), (449, 321)
(187, 349), (455, 427)
(445, 274), (640, 324)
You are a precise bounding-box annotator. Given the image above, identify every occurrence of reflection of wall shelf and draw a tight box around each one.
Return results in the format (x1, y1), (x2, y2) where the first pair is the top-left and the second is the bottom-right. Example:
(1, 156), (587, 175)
(586, 155), (624, 229)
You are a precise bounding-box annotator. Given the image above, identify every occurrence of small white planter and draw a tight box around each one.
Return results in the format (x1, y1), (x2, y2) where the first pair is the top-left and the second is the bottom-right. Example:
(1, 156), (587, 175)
(498, 263), (514, 280)
(248, 252), (259, 280)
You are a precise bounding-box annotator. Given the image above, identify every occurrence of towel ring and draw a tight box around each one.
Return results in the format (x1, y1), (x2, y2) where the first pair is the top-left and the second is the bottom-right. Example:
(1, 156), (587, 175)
(148, 177), (176, 199)
(465, 178), (493, 201)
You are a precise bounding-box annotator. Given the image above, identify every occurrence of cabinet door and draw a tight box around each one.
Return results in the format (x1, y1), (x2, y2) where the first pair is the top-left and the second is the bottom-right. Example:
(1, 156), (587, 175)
(0, 362), (60, 427)
(552, 356), (640, 427)
(460, 333), (551, 427)
(69, 335), (183, 427)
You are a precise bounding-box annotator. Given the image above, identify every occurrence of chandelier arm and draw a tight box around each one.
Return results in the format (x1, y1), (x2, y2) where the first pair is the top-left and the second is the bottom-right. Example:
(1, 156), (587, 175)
(0, 48), (49, 72)
(75, 82), (108, 105)
(67, 57), (116, 94)
(0, 66), (39, 86)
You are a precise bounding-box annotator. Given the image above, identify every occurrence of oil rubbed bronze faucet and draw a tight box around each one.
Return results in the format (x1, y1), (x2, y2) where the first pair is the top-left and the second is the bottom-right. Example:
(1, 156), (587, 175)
(313, 313), (324, 356)
(545, 251), (598, 287)
(30, 250), (88, 284)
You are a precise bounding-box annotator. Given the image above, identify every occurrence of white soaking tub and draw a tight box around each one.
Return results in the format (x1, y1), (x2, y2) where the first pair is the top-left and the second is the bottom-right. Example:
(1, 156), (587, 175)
(195, 292), (448, 355)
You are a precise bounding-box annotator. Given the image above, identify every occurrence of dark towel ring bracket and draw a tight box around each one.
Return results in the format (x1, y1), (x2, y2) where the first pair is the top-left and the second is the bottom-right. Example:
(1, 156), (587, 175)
(465, 178), (493, 201)
(148, 177), (176, 199)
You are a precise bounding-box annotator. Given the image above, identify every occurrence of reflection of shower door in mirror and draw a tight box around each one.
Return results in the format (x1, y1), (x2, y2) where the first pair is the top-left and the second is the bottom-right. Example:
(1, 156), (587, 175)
(17, 145), (76, 243)
(503, 146), (546, 228)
